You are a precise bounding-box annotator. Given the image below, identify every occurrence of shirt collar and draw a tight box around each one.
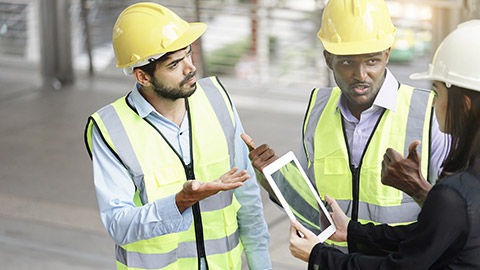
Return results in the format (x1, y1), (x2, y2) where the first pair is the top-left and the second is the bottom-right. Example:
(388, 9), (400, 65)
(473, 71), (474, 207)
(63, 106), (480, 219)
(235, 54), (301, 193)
(336, 67), (399, 113)
(373, 68), (399, 111)
(130, 82), (157, 119)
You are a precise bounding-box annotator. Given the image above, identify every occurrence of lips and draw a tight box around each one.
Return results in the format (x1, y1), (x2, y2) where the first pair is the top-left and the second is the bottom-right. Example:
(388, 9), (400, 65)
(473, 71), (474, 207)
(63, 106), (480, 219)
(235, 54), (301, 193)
(185, 76), (196, 86)
(351, 83), (371, 95)
(181, 72), (197, 86)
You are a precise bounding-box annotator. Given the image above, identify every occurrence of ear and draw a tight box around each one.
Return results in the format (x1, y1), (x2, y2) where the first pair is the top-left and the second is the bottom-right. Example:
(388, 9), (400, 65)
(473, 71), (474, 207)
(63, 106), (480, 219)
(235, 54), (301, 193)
(133, 68), (151, 87)
(324, 50), (333, 70)
(384, 48), (391, 64)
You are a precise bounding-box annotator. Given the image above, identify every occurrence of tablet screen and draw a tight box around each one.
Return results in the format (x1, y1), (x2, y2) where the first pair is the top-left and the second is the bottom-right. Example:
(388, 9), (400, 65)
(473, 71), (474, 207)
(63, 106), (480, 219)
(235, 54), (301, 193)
(271, 160), (332, 235)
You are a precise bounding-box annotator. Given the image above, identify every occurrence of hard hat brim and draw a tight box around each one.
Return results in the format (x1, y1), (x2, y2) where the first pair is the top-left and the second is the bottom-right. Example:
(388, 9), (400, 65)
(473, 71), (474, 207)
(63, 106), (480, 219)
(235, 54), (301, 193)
(409, 71), (431, 81)
(320, 35), (395, 56)
(410, 71), (480, 92)
(165, 22), (207, 55)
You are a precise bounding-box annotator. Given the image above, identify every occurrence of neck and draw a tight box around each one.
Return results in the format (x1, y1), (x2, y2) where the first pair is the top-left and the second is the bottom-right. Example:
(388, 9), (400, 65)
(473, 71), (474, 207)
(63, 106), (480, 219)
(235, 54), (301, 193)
(347, 102), (373, 120)
(140, 89), (187, 127)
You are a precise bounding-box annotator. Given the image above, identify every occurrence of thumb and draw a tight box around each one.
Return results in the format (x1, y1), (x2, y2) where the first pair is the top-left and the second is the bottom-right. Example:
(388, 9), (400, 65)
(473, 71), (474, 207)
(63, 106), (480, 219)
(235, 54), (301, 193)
(325, 195), (341, 212)
(407, 140), (421, 162)
(241, 133), (256, 152)
(190, 180), (201, 191)
(291, 220), (308, 235)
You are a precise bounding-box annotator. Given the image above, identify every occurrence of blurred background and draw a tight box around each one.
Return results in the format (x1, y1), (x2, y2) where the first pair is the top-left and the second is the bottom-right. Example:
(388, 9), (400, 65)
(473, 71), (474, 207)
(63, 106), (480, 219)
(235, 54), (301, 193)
(0, 0), (479, 269)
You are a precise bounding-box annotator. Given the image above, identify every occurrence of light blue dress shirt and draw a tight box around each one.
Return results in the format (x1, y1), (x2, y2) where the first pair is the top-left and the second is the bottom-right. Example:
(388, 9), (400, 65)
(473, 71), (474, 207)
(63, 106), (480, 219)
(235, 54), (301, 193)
(91, 82), (271, 270)
(298, 68), (450, 183)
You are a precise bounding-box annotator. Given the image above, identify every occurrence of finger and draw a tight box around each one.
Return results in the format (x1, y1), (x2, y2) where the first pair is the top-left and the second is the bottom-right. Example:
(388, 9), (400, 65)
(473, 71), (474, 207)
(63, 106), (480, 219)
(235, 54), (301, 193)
(252, 146), (276, 170)
(222, 171), (249, 184)
(248, 143), (269, 161)
(231, 171), (250, 182)
(325, 195), (341, 213)
(290, 221), (304, 238)
(221, 182), (244, 190)
(249, 144), (269, 159)
(381, 159), (389, 181)
(190, 180), (201, 191)
(241, 133), (256, 152)
(385, 148), (403, 162)
(407, 140), (421, 161)
(220, 167), (239, 180)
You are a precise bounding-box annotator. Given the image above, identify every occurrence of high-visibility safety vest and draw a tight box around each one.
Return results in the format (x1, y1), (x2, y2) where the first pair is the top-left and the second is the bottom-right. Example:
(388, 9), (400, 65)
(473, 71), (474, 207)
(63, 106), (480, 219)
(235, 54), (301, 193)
(303, 85), (434, 249)
(84, 77), (243, 270)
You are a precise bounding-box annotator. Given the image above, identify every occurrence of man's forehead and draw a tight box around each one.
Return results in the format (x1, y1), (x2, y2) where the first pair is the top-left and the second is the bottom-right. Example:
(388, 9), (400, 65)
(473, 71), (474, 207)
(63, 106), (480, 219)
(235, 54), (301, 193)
(334, 51), (385, 59)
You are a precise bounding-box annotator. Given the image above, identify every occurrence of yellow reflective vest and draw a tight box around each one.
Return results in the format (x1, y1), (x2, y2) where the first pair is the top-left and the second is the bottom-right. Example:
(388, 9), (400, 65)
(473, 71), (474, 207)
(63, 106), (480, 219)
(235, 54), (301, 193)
(85, 77), (243, 270)
(303, 85), (434, 250)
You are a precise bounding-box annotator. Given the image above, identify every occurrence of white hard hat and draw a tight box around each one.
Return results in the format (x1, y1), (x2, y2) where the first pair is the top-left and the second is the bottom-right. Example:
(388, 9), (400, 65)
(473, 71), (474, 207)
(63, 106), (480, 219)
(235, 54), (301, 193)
(410, 20), (480, 92)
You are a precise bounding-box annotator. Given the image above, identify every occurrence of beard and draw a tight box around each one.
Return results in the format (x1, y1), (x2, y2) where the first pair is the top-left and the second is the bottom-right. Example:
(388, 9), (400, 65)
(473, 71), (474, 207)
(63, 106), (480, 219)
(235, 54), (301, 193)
(150, 71), (197, 101)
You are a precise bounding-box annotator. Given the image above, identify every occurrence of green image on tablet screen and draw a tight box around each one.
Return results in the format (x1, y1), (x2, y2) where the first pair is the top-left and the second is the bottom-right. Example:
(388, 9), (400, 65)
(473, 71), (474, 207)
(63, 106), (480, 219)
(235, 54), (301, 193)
(271, 161), (331, 235)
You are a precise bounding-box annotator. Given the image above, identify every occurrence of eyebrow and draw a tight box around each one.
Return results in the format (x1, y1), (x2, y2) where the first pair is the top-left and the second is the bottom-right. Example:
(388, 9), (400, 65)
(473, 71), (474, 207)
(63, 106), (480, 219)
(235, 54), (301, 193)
(166, 46), (191, 67)
(337, 52), (383, 59)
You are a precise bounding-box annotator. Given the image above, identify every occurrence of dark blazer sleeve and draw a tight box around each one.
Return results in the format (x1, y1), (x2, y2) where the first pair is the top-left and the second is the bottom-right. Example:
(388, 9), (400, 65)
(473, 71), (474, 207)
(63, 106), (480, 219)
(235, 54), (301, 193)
(347, 220), (414, 255)
(308, 184), (468, 270)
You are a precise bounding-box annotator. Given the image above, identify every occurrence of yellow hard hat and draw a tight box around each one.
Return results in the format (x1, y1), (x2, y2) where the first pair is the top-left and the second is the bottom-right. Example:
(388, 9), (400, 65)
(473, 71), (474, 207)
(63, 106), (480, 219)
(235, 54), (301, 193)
(317, 0), (396, 55)
(112, 2), (207, 73)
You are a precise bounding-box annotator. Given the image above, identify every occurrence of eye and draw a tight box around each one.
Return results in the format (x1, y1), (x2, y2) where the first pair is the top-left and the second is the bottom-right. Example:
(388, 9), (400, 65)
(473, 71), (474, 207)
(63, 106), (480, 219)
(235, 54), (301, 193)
(341, 60), (352, 65)
(367, 59), (378, 65)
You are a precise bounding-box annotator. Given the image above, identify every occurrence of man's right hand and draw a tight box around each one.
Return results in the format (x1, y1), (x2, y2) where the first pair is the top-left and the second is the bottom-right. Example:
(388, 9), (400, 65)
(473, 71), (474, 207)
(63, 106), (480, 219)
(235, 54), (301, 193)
(381, 140), (432, 205)
(240, 133), (280, 203)
(175, 167), (249, 213)
(241, 133), (278, 172)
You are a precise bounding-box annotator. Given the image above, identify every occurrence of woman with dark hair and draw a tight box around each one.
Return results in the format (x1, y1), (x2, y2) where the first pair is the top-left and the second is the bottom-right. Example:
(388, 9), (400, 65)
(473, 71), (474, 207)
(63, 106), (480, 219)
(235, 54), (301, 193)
(289, 20), (480, 269)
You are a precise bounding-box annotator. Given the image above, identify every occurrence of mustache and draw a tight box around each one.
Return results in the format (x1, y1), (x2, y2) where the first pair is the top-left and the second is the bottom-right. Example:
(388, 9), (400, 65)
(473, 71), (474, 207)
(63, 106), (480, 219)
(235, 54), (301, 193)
(180, 71), (197, 86)
(350, 82), (372, 89)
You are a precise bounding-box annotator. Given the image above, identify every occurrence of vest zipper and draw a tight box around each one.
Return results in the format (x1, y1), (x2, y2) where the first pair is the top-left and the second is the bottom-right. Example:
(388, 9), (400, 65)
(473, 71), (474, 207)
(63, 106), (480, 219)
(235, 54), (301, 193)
(350, 165), (360, 221)
(184, 163), (208, 270)
(341, 108), (386, 223)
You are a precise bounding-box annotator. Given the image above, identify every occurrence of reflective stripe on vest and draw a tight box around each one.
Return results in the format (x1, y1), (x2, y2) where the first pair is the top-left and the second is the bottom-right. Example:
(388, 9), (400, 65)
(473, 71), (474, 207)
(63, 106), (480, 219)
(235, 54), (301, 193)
(85, 76), (242, 270)
(303, 85), (433, 225)
(115, 229), (240, 269)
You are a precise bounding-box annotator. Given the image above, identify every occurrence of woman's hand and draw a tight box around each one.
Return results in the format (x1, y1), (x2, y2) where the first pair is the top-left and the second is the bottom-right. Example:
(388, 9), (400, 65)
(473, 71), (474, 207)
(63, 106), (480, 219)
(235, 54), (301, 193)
(325, 195), (349, 242)
(289, 220), (320, 262)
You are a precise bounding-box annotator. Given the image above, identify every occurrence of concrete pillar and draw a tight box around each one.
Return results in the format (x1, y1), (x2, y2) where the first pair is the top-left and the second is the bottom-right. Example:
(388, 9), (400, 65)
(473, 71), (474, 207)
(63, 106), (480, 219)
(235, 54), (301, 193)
(39, 0), (74, 89)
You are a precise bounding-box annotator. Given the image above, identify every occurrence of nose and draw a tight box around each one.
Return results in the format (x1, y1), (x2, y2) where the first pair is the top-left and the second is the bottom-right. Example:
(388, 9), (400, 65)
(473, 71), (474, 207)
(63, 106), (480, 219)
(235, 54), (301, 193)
(183, 55), (196, 75)
(353, 63), (367, 82)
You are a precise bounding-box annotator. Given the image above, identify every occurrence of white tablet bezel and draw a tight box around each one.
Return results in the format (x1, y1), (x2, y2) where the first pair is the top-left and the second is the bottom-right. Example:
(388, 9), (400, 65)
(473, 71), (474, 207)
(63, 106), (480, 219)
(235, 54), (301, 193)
(263, 151), (336, 242)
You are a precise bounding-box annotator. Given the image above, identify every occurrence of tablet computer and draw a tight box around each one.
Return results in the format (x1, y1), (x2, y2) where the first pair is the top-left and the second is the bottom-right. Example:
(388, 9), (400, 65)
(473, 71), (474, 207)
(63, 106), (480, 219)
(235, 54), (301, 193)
(263, 151), (336, 242)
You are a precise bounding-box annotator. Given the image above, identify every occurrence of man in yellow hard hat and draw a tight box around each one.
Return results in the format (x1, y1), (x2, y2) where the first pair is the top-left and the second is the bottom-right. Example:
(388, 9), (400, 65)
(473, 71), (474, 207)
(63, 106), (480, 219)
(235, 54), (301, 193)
(243, 0), (449, 254)
(84, 3), (271, 270)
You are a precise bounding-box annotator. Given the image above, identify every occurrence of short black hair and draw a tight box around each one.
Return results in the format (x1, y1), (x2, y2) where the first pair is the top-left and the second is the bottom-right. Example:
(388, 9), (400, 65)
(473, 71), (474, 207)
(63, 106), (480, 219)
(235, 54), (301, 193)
(134, 46), (189, 77)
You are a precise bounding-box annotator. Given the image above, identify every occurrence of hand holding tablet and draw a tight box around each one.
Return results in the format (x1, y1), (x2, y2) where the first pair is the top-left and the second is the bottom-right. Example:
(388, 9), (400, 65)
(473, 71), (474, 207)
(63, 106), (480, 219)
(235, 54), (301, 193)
(263, 151), (336, 242)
